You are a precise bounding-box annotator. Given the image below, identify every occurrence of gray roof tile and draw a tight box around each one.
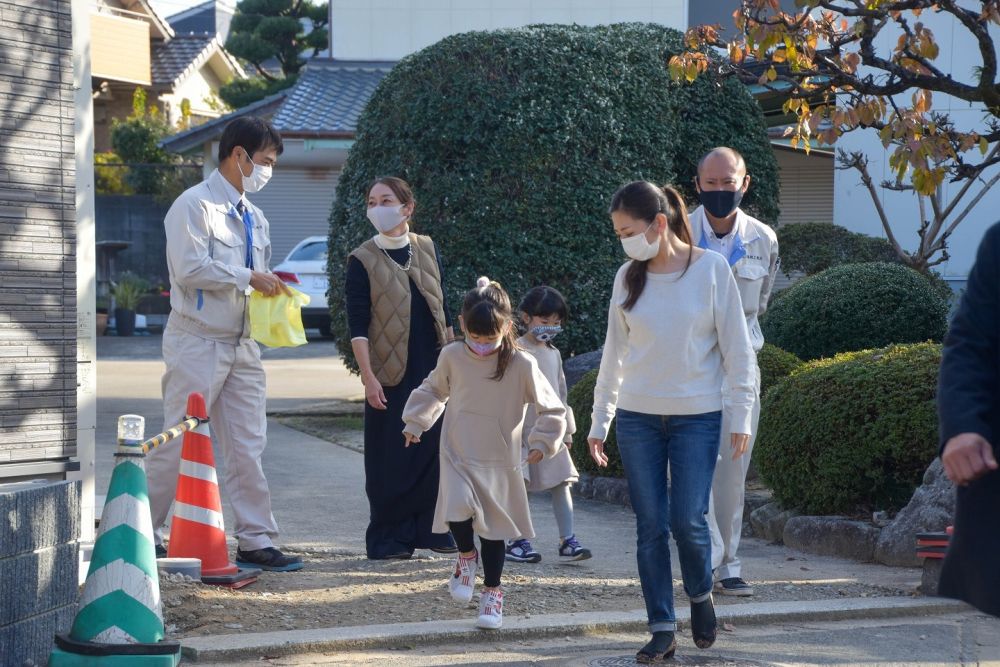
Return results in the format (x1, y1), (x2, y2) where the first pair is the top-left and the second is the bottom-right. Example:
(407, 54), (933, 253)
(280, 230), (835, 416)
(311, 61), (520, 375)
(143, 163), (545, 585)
(271, 59), (393, 134)
(151, 33), (217, 86)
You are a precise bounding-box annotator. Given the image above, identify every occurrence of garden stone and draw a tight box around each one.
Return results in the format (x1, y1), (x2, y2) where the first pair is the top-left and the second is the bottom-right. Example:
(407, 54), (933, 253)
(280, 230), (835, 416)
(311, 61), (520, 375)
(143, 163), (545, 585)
(573, 473), (630, 509)
(749, 501), (798, 543)
(741, 490), (773, 537)
(564, 348), (603, 391)
(783, 516), (880, 562)
(875, 458), (955, 567)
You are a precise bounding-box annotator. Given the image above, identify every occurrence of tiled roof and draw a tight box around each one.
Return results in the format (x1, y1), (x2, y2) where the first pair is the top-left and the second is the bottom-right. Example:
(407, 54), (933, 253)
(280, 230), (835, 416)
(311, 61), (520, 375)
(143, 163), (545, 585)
(151, 33), (227, 86)
(271, 59), (393, 135)
(159, 91), (288, 154)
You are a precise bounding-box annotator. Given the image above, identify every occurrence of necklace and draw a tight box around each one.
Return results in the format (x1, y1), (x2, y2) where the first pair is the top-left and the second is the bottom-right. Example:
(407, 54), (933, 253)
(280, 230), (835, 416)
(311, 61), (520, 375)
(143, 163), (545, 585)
(380, 244), (412, 271)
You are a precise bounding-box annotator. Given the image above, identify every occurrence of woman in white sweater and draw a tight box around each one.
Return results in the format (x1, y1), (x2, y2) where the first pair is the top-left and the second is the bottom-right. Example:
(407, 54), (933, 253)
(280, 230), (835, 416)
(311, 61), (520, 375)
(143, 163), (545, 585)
(587, 181), (756, 663)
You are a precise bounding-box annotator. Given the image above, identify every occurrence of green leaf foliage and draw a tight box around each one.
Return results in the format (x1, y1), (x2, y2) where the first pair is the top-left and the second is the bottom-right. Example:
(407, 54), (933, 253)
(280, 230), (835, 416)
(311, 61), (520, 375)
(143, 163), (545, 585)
(566, 369), (623, 478)
(226, 0), (329, 78)
(327, 23), (780, 373)
(761, 262), (948, 361)
(755, 342), (941, 514)
(218, 74), (297, 110)
(110, 105), (172, 195)
(777, 222), (900, 276)
(757, 343), (803, 397)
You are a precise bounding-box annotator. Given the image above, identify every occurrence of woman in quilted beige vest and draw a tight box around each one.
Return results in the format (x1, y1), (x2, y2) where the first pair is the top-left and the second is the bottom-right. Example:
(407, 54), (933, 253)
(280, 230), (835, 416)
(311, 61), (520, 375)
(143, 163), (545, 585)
(345, 177), (455, 559)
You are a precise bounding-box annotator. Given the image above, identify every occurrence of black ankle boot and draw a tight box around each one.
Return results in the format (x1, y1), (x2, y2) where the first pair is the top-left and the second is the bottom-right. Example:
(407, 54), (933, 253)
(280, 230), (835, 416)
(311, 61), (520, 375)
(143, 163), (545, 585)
(636, 630), (676, 663)
(691, 596), (717, 649)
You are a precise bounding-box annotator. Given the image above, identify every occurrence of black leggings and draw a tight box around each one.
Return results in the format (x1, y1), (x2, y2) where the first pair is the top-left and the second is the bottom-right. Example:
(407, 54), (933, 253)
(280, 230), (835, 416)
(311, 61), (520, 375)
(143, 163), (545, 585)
(449, 519), (505, 588)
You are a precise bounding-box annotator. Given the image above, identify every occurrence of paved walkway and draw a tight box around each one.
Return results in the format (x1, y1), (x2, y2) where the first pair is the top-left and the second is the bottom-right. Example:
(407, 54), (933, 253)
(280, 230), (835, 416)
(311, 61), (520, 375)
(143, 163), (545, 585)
(93, 334), (999, 665)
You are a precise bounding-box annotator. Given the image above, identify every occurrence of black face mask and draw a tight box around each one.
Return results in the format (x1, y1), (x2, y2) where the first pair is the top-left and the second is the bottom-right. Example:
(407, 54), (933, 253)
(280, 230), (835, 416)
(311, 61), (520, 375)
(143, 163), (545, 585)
(697, 181), (745, 219)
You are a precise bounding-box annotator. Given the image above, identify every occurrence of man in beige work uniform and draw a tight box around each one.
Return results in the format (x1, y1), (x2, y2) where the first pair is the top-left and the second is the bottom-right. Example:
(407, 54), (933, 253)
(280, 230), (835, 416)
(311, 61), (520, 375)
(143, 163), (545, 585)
(145, 117), (303, 571)
(692, 147), (779, 596)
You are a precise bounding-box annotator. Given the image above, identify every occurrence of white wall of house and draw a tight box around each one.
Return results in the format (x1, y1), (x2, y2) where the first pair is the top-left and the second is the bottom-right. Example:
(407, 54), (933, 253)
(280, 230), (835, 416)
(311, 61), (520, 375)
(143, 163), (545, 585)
(162, 66), (225, 125)
(833, 10), (1000, 281)
(329, 0), (687, 60)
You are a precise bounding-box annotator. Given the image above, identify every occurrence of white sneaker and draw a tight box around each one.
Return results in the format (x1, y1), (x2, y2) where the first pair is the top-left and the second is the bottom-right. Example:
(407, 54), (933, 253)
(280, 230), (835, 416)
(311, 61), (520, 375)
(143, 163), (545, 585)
(448, 551), (478, 603)
(476, 587), (504, 629)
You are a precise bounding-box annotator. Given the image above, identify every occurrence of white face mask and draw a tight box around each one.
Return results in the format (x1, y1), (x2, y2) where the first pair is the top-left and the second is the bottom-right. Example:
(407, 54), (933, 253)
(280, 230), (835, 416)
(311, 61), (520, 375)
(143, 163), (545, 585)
(238, 149), (272, 193)
(366, 204), (407, 234)
(621, 222), (660, 261)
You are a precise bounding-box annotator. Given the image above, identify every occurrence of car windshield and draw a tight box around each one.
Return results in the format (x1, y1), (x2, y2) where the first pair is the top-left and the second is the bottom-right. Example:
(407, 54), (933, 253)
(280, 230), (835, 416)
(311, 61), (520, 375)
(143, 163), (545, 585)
(288, 241), (327, 262)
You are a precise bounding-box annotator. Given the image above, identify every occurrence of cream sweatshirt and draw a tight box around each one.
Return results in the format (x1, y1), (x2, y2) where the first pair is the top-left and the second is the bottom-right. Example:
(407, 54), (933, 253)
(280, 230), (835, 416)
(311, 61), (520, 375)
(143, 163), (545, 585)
(589, 252), (757, 441)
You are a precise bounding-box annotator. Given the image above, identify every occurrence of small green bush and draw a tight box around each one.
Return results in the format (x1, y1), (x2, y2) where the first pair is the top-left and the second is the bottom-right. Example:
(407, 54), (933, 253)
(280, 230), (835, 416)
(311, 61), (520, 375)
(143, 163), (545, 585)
(327, 23), (780, 373)
(755, 342), (941, 515)
(567, 369), (623, 478)
(757, 343), (803, 397)
(111, 272), (150, 310)
(761, 262), (948, 361)
(778, 222), (900, 276)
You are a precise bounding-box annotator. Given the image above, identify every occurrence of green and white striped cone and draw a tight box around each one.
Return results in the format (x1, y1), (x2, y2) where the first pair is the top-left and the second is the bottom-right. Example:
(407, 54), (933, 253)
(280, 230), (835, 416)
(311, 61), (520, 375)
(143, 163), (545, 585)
(69, 452), (165, 644)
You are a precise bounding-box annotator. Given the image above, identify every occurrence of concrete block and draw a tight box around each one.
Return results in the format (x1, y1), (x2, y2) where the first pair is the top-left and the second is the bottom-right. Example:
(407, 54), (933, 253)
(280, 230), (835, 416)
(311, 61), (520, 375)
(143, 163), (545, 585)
(0, 542), (78, 626)
(0, 602), (76, 667)
(0, 480), (80, 558)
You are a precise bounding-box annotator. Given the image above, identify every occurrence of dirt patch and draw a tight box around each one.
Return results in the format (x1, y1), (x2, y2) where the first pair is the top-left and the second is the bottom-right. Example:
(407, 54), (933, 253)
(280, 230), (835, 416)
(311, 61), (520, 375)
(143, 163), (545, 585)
(274, 415), (364, 453)
(160, 550), (914, 639)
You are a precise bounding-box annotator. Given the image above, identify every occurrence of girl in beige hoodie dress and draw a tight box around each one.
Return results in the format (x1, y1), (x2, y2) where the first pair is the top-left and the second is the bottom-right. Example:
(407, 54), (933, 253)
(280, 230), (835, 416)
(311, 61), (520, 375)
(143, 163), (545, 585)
(402, 277), (567, 630)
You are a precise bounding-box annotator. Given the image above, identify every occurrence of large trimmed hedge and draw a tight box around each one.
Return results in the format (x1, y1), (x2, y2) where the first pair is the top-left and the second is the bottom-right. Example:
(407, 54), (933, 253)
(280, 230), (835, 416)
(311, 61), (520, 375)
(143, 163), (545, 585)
(755, 342), (941, 514)
(761, 262), (948, 361)
(567, 369), (622, 478)
(327, 23), (779, 372)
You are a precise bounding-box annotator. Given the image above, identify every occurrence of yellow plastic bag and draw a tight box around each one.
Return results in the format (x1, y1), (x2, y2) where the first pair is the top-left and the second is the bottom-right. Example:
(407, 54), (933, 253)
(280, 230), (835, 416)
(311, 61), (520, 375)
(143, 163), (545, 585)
(248, 286), (311, 348)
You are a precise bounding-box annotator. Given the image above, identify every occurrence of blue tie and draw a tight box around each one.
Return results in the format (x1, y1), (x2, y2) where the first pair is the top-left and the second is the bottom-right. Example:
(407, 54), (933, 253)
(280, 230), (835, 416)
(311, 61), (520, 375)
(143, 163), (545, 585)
(236, 200), (254, 269)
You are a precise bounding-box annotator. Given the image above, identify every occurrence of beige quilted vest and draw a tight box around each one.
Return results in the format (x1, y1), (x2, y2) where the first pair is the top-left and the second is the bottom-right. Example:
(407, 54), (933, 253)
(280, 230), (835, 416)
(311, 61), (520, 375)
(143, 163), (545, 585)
(350, 233), (448, 386)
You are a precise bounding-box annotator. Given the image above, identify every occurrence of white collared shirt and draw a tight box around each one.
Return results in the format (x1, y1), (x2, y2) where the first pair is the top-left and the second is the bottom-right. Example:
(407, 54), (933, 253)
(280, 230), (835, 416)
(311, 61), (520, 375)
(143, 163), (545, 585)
(701, 214), (739, 258)
(217, 172), (248, 212)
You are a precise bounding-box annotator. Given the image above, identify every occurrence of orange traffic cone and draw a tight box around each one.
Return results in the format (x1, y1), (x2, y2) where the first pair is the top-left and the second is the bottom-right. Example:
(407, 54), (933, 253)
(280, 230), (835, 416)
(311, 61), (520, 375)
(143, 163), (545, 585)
(167, 393), (258, 586)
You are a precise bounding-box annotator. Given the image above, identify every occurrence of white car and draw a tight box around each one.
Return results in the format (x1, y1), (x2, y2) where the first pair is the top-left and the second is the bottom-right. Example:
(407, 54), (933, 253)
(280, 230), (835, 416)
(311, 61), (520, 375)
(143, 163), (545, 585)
(272, 236), (332, 337)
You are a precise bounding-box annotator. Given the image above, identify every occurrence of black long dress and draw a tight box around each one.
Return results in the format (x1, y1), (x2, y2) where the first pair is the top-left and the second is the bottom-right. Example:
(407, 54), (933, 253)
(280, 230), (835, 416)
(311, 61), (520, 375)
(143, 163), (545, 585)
(345, 242), (456, 559)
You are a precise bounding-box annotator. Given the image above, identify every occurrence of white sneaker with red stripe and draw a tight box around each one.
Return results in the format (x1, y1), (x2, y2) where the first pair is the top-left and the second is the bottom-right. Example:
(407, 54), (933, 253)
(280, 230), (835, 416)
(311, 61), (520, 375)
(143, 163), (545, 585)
(476, 587), (504, 629)
(448, 550), (478, 603)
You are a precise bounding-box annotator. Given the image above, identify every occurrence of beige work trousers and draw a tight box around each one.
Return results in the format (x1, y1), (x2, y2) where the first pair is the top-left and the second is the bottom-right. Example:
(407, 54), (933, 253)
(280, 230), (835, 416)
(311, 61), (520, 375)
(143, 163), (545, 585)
(708, 370), (761, 581)
(146, 325), (278, 551)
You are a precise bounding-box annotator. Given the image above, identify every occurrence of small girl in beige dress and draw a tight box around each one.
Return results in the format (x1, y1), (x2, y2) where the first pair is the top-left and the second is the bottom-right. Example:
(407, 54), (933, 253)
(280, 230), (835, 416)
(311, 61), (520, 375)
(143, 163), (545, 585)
(402, 277), (566, 630)
(506, 285), (592, 564)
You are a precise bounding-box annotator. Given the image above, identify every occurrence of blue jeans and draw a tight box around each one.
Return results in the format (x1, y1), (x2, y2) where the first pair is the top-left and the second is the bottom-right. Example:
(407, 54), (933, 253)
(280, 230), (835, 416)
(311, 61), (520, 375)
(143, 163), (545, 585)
(615, 408), (722, 632)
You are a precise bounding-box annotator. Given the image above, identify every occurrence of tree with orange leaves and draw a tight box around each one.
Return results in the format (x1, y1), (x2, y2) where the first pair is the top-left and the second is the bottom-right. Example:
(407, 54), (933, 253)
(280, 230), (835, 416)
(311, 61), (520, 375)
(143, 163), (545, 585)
(670, 0), (1000, 272)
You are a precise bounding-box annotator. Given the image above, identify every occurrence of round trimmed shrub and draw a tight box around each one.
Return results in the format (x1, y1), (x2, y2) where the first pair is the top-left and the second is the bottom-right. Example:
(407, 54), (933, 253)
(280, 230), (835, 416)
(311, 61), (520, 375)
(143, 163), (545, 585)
(755, 342), (941, 515)
(778, 222), (899, 276)
(567, 369), (622, 478)
(761, 262), (948, 361)
(327, 23), (779, 372)
(757, 343), (803, 397)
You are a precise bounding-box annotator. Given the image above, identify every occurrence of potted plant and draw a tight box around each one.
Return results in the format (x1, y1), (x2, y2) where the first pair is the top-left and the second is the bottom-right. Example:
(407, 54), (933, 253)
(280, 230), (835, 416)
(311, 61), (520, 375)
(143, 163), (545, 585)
(111, 272), (149, 336)
(96, 295), (109, 336)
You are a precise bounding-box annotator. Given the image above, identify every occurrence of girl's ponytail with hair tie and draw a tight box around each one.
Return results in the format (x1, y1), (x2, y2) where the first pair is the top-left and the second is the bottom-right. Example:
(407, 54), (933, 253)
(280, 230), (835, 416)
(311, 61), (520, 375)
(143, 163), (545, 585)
(476, 276), (491, 289)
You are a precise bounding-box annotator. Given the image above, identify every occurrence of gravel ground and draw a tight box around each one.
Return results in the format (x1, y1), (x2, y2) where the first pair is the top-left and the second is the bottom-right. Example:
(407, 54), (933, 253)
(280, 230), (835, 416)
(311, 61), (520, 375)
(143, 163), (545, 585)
(160, 550), (914, 640)
(158, 417), (919, 641)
